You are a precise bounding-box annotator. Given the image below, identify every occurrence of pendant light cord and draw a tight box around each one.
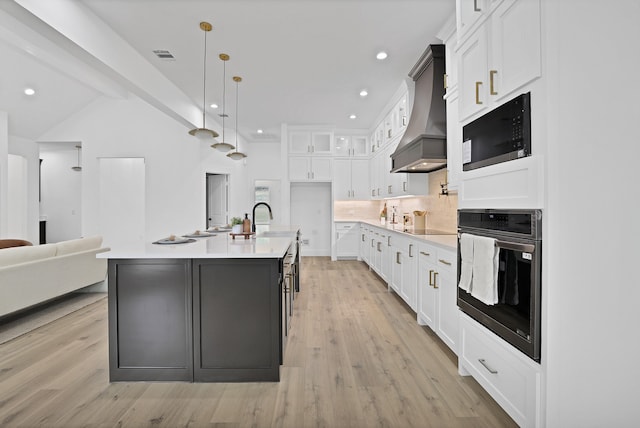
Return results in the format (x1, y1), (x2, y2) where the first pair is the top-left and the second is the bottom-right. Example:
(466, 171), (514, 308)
(201, 29), (207, 128)
(235, 79), (239, 151)
(221, 58), (226, 143)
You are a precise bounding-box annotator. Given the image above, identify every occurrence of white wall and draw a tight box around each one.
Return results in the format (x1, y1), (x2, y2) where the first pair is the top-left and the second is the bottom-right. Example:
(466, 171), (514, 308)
(7, 136), (40, 244)
(39, 147), (82, 242)
(7, 154), (28, 238)
(0, 111), (8, 237)
(38, 95), (255, 246)
(543, 1), (640, 426)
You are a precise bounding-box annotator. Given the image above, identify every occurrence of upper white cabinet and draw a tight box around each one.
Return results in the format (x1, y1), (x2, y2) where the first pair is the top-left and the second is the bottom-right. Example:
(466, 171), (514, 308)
(457, 0), (486, 41)
(489, 0), (541, 103)
(289, 130), (334, 155)
(445, 92), (461, 191)
(334, 158), (369, 200)
(334, 135), (368, 158)
(289, 157), (333, 181)
(457, 0), (541, 122)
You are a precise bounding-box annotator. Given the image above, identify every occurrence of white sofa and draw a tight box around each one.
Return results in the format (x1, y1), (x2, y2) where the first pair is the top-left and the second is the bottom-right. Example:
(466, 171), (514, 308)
(0, 235), (109, 317)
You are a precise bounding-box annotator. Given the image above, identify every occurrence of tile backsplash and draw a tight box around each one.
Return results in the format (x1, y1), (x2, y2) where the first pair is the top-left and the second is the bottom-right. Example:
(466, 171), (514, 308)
(334, 169), (458, 232)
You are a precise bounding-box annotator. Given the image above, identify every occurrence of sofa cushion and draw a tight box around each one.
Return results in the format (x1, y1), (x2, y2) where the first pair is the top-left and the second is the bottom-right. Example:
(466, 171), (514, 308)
(0, 243), (57, 268)
(55, 236), (103, 256)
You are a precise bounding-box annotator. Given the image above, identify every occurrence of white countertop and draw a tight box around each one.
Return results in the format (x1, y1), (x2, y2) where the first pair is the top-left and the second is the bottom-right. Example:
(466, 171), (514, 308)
(336, 219), (458, 250)
(98, 227), (299, 259)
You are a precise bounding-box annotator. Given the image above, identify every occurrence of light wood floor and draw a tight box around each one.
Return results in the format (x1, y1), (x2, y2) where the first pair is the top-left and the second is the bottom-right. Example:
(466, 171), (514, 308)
(0, 257), (516, 428)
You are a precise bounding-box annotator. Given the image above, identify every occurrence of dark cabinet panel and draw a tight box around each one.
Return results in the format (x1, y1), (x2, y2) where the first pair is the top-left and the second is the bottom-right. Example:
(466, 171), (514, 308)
(193, 259), (280, 381)
(108, 259), (192, 381)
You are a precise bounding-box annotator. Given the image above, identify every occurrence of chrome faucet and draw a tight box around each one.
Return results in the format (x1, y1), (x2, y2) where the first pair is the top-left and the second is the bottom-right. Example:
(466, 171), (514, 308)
(252, 202), (273, 233)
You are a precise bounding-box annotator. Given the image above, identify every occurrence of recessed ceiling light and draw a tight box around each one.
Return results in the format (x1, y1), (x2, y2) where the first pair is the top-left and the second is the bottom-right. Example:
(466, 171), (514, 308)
(359, 90), (368, 97)
(257, 129), (263, 134)
(24, 88), (35, 96)
(376, 51), (388, 60)
(349, 114), (357, 119)
(210, 103), (218, 109)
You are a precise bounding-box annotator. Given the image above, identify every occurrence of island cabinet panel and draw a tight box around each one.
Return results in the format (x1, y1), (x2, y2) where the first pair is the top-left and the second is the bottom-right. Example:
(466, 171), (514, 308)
(192, 259), (281, 382)
(108, 259), (193, 382)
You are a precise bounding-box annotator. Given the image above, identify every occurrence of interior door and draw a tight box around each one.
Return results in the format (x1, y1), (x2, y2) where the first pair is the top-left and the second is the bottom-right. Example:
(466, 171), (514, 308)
(207, 174), (228, 228)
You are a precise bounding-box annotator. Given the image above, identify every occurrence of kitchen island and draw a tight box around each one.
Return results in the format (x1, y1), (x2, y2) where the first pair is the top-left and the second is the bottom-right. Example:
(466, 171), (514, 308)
(98, 227), (299, 383)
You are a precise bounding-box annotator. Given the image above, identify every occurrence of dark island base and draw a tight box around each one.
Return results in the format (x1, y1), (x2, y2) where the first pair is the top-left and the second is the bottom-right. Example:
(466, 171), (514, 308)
(108, 258), (281, 382)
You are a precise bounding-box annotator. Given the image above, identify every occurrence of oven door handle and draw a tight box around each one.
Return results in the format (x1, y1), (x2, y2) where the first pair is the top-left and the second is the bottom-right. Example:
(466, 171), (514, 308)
(495, 240), (535, 253)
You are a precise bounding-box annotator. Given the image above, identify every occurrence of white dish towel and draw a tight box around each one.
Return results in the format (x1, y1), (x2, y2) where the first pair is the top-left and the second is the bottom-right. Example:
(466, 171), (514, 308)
(471, 235), (500, 305)
(458, 233), (474, 292)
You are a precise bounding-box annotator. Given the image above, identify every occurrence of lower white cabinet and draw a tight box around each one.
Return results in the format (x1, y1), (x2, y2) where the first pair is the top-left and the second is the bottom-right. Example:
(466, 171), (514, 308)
(335, 222), (359, 259)
(359, 225), (371, 264)
(390, 234), (418, 311)
(417, 243), (458, 353)
(459, 313), (541, 428)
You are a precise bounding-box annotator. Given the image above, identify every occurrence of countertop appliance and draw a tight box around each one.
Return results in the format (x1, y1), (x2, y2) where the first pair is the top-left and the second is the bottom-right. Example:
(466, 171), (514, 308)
(462, 92), (531, 171)
(457, 208), (542, 362)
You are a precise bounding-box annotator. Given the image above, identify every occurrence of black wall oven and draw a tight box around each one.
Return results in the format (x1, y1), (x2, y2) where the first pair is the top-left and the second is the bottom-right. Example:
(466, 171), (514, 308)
(457, 209), (542, 362)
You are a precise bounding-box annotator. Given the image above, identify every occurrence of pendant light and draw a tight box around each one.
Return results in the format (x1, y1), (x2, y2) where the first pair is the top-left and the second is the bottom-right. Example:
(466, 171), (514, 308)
(188, 22), (219, 140)
(71, 145), (82, 171)
(227, 76), (247, 160)
(211, 53), (235, 152)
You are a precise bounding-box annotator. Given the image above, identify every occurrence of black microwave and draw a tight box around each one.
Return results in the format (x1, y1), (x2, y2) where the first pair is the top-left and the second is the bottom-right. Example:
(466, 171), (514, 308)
(462, 92), (531, 171)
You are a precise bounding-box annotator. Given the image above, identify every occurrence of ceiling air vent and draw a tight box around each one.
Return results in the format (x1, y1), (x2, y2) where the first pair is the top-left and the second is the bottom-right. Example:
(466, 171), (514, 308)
(152, 50), (175, 61)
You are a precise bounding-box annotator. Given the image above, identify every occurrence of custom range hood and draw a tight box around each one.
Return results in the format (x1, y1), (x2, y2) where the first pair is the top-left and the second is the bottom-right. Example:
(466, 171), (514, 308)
(391, 44), (447, 173)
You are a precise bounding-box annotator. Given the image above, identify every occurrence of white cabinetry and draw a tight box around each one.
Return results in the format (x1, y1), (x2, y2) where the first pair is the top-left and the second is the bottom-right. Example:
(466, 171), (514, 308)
(445, 92), (461, 191)
(359, 225), (370, 265)
(457, 0), (487, 41)
(334, 159), (369, 200)
(335, 222), (359, 259)
(334, 135), (368, 157)
(289, 130), (334, 154)
(390, 234), (418, 312)
(289, 157), (332, 181)
(459, 313), (541, 428)
(417, 243), (459, 353)
(457, 0), (541, 122)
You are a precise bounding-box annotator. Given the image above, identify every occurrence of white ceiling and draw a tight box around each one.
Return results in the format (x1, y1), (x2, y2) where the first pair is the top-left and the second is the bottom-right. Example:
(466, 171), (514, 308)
(0, 0), (454, 143)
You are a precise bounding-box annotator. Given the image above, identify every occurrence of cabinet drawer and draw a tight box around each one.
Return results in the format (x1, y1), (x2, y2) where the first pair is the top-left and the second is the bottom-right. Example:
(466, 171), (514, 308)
(418, 243), (437, 263)
(436, 249), (456, 274)
(335, 222), (355, 231)
(460, 314), (540, 427)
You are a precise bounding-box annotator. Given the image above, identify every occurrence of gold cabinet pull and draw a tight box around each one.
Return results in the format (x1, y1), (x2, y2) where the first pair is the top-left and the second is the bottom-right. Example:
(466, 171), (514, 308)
(473, 0), (481, 12)
(444, 74), (448, 89)
(475, 81), (483, 104)
(490, 70), (498, 95)
(420, 251), (430, 256)
(433, 271), (439, 289)
(428, 269), (434, 287)
(439, 259), (452, 266)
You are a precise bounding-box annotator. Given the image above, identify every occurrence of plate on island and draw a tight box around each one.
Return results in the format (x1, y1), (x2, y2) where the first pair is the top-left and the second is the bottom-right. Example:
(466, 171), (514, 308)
(183, 231), (216, 238)
(153, 238), (196, 245)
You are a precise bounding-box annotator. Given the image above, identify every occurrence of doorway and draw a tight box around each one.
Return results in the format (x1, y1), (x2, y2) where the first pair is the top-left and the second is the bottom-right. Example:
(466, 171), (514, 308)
(206, 173), (229, 228)
(290, 182), (331, 256)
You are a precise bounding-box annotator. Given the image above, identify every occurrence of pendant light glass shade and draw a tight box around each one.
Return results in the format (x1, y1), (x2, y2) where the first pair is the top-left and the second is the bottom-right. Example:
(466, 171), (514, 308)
(189, 22), (219, 140)
(227, 76), (247, 160)
(71, 145), (82, 171)
(211, 53), (235, 152)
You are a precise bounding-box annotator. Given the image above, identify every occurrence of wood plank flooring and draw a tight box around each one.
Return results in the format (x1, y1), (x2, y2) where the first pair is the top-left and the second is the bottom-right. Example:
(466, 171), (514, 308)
(0, 257), (516, 427)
